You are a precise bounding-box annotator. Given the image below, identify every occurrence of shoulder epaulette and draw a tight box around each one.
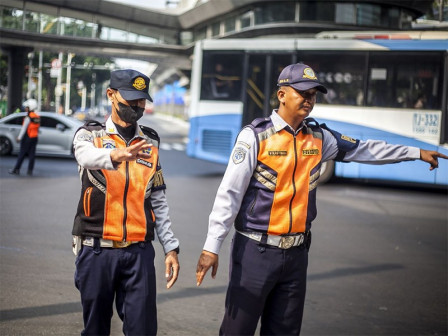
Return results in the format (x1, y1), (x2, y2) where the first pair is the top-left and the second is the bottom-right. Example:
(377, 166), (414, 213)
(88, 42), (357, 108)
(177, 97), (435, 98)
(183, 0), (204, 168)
(82, 119), (105, 131)
(140, 125), (160, 142)
(304, 117), (320, 128)
(250, 117), (270, 128)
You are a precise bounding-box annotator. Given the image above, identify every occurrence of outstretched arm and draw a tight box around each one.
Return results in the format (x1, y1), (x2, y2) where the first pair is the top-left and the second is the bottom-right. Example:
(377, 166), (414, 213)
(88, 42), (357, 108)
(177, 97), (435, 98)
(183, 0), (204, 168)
(420, 149), (448, 171)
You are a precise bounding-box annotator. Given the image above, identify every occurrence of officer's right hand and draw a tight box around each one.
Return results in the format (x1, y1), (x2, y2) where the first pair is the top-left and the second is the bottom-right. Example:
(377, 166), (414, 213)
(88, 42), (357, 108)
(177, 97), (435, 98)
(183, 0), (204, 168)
(110, 139), (152, 163)
(196, 250), (218, 286)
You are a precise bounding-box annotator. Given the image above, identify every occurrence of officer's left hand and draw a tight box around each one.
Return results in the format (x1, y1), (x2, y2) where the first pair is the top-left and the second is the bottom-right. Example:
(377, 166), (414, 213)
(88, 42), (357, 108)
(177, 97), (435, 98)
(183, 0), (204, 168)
(420, 149), (448, 170)
(165, 250), (180, 289)
(16, 137), (20, 143)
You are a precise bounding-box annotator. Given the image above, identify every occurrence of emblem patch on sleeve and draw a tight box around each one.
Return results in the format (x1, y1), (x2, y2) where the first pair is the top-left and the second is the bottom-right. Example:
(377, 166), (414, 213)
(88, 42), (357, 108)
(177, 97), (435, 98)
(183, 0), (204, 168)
(232, 147), (247, 164)
(76, 130), (93, 142)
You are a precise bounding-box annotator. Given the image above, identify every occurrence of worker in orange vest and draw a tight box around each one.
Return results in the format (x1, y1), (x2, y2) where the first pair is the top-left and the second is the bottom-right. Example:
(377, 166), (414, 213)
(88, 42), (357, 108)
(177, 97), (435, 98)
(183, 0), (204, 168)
(9, 99), (40, 176)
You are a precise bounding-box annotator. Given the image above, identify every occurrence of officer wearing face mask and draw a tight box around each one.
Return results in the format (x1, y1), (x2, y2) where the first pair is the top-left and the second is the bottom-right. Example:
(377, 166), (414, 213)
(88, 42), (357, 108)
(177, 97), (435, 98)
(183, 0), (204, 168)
(71, 69), (180, 336)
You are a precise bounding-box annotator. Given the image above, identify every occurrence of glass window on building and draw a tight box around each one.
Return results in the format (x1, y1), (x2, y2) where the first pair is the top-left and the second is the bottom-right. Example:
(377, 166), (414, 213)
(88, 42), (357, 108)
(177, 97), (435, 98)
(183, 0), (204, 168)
(211, 22), (220, 36)
(335, 3), (356, 25)
(224, 16), (236, 33)
(138, 35), (159, 44)
(254, 3), (295, 25)
(357, 3), (381, 26)
(1, 7), (23, 30)
(297, 52), (367, 106)
(40, 14), (58, 34)
(195, 26), (207, 41)
(382, 7), (400, 29)
(200, 52), (243, 101)
(240, 11), (253, 29)
(24, 11), (40, 33)
(180, 31), (193, 45)
(367, 52), (442, 110)
(300, 2), (335, 22)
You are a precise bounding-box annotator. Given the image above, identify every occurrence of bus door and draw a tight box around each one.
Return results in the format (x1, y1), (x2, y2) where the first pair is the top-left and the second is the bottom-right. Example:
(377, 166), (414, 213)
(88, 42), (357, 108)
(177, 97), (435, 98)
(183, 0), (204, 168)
(242, 54), (295, 126)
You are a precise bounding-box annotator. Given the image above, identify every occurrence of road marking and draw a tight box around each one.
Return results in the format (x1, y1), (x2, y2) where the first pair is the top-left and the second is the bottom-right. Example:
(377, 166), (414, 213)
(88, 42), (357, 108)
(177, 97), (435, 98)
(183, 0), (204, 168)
(159, 143), (186, 151)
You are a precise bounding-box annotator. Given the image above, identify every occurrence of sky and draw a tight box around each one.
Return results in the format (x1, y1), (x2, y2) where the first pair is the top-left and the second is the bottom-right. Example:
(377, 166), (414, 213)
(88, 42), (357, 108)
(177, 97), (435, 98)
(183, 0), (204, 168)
(105, 0), (170, 10)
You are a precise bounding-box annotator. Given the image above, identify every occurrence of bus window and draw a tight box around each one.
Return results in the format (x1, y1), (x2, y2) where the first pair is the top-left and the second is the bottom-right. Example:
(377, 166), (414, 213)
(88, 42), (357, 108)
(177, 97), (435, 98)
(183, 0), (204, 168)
(242, 54), (295, 126)
(243, 54), (266, 125)
(298, 52), (367, 106)
(270, 55), (297, 110)
(368, 52), (442, 109)
(200, 52), (243, 101)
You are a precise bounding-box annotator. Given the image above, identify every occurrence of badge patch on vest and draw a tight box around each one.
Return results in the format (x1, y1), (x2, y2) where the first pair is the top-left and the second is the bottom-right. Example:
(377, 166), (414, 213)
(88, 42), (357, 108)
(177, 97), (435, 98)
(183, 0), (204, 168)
(102, 139), (116, 149)
(302, 148), (319, 156)
(268, 151), (287, 156)
(142, 147), (152, 156)
(232, 147), (247, 164)
(341, 135), (357, 143)
(136, 159), (152, 168)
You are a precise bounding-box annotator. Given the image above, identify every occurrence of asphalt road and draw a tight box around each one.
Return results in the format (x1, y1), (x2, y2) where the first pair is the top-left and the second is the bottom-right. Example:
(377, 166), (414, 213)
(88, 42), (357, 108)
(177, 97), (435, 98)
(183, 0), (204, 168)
(0, 113), (447, 335)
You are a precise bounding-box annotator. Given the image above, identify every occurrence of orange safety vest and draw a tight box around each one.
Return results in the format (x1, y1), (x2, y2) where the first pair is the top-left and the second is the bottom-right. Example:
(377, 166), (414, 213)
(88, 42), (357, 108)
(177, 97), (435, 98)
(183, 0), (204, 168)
(235, 118), (323, 235)
(26, 111), (40, 138)
(72, 123), (164, 242)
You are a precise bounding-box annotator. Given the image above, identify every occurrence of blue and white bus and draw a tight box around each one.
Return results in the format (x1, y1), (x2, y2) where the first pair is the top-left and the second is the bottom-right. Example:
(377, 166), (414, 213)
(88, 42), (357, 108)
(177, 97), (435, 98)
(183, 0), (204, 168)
(186, 32), (448, 185)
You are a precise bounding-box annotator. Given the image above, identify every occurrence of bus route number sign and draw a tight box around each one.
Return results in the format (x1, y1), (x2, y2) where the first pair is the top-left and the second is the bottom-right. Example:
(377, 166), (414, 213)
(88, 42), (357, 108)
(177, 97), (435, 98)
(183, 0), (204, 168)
(413, 113), (439, 136)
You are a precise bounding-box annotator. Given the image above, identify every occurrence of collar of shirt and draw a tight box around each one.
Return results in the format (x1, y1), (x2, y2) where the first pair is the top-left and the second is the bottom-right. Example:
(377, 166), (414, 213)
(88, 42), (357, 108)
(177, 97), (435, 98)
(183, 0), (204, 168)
(271, 110), (306, 135)
(104, 116), (145, 139)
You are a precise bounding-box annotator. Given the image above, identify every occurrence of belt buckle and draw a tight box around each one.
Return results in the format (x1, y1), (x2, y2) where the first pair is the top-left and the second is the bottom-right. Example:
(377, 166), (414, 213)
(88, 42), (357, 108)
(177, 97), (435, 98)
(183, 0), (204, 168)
(113, 241), (132, 248)
(279, 236), (295, 249)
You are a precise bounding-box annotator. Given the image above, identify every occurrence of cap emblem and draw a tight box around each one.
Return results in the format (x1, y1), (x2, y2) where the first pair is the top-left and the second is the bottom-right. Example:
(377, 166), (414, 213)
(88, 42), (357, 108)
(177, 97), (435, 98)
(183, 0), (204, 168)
(133, 77), (146, 91)
(303, 68), (317, 80)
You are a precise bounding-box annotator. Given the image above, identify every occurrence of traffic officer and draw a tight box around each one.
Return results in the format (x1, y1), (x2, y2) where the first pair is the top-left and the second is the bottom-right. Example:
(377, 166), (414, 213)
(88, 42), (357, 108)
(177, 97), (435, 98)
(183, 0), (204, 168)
(196, 63), (448, 335)
(9, 99), (40, 176)
(72, 69), (180, 336)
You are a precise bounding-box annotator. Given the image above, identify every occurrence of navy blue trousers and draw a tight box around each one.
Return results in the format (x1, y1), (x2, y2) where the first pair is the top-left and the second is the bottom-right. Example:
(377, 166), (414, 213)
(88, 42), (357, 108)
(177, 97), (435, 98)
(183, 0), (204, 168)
(220, 232), (309, 336)
(14, 136), (37, 173)
(75, 241), (157, 336)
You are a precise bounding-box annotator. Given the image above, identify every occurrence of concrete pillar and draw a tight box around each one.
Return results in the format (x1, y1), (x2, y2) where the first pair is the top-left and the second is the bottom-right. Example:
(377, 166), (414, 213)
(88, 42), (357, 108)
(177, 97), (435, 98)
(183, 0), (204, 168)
(5, 46), (30, 114)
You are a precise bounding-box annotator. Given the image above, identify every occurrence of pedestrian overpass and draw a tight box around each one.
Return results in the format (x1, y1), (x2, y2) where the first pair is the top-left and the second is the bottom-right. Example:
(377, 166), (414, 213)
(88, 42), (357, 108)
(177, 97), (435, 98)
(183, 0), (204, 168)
(0, 0), (195, 113)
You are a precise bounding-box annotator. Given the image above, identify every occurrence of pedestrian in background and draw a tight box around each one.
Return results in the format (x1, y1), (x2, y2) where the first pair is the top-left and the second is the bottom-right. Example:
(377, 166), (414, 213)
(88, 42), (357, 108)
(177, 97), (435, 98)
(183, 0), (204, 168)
(196, 63), (448, 335)
(9, 99), (40, 176)
(72, 69), (180, 336)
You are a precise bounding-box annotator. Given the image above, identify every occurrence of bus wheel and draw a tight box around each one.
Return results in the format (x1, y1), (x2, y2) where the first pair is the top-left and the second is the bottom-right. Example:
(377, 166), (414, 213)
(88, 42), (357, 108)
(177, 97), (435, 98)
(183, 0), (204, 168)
(318, 160), (335, 184)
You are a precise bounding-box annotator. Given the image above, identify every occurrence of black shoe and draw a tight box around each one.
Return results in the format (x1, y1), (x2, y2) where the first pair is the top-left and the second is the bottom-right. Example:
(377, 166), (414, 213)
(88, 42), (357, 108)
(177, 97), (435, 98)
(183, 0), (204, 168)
(8, 169), (20, 175)
(27, 171), (33, 176)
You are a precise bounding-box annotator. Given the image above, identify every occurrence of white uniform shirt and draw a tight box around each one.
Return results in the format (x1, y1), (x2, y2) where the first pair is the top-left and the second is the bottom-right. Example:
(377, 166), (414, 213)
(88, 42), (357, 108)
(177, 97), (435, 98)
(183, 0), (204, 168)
(203, 110), (421, 254)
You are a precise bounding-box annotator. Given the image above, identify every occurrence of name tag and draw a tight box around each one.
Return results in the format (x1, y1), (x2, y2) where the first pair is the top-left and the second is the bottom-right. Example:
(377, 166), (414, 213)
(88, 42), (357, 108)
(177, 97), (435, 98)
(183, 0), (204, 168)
(268, 151), (287, 156)
(302, 149), (319, 156)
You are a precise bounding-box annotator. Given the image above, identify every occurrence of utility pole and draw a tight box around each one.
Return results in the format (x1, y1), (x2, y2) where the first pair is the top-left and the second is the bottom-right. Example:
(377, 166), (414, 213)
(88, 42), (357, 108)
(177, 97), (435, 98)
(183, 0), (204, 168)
(37, 51), (43, 112)
(55, 52), (63, 113)
(65, 53), (74, 115)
